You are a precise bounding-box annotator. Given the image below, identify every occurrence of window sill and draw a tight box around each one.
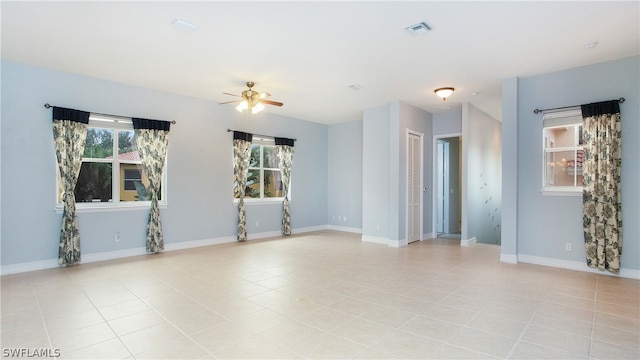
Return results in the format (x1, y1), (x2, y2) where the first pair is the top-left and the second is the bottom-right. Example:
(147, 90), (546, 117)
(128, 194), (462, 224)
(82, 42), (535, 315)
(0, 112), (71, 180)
(233, 198), (286, 205)
(541, 189), (582, 197)
(55, 202), (167, 214)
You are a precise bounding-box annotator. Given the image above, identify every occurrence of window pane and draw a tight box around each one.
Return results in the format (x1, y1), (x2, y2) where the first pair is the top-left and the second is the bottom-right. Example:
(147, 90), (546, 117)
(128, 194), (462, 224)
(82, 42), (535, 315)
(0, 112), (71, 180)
(84, 128), (113, 158)
(76, 162), (113, 202)
(545, 150), (580, 187)
(249, 145), (260, 168)
(245, 169), (261, 198)
(544, 126), (577, 148)
(118, 130), (139, 161)
(264, 170), (283, 198)
(263, 146), (280, 169)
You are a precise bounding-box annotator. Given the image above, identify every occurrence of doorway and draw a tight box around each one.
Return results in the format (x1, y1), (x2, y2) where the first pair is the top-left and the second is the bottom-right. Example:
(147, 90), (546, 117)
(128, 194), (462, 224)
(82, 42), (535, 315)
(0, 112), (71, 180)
(433, 134), (462, 240)
(407, 131), (423, 244)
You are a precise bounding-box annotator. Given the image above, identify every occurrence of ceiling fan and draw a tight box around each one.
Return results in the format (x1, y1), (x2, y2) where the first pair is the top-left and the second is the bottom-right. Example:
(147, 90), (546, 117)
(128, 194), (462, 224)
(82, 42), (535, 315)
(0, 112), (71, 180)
(220, 81), (283, 114)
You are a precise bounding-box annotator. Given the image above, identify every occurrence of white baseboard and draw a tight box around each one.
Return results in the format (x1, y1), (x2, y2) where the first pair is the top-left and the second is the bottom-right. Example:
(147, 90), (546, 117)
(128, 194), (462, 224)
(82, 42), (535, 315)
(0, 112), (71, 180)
(0, 225), (328, 275)
(164, 236), (236, 251)
(361, 235), (391, 246)
(500, 253), (518, 264)
(393, 239), (408, 248)
(1, 259), (60, 275)
(361, 235), (407, 248)
(422, 232), (435, 240)
(460, 237), (476, 247)
(518, 254), (640, 280)
(327, 225), (362, 234)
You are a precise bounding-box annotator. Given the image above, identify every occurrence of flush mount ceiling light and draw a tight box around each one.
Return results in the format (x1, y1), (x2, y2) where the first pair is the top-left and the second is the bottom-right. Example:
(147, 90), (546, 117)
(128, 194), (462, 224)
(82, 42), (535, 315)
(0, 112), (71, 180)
(583, 41), (598, 49)
(434, 87), (455, 101)
(172, 18), (199, 32)
(405, 21), (433, 35)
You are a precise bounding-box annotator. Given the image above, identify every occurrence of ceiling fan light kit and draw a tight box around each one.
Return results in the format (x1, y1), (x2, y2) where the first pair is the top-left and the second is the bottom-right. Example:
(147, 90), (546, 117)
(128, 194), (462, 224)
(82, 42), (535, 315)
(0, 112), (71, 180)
(434, 87), (455, 101)
(222, 81), (283, 114)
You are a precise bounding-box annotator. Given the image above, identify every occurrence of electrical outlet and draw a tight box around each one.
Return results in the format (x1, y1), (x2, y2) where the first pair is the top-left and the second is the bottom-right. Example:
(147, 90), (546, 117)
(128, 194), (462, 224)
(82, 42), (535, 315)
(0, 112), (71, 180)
(115, 232), (120, 242)
(344, 216), (347, 222)
(565, 243), (571, 251)
(256, 221), (260, 227)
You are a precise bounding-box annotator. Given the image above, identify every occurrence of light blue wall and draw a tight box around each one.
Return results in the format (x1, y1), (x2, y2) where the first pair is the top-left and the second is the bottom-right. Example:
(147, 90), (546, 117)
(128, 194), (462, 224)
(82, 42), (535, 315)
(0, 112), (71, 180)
(1, 61), (328, 266)
(328, 120), (363, 229)
(362, 105), (391, 239)
(362, 101), (432, 244)
(463, 104), (502, 244)
(501, 77), (519, 259)
(433, 107), (462, 135)
(511, 56), (639, 271)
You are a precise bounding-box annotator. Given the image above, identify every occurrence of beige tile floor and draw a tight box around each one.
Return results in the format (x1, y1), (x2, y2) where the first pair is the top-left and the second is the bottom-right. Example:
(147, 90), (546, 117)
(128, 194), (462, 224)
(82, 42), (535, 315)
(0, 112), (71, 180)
(1, 230), (638, 359)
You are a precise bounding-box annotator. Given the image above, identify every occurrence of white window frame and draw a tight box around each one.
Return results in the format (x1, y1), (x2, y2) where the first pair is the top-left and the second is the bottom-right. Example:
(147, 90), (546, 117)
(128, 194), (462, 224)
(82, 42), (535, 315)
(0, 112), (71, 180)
(541, 108), (583, 196)
(55, 114), (168, 212)
(233, 138), (289, 204)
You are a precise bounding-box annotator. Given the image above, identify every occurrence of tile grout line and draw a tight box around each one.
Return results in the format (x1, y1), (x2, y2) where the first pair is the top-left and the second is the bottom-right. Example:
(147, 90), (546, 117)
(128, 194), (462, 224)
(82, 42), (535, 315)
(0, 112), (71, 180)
(75, 275), (136, 359)
(503, 274), (553, 359)
(30, 276), (55, 354)
(588, 276), (599, 359)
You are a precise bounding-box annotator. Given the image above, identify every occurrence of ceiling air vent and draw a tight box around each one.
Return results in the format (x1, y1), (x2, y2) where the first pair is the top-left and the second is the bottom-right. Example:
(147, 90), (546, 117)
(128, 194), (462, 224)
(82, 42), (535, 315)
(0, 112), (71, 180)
(405, 21), (432, 35)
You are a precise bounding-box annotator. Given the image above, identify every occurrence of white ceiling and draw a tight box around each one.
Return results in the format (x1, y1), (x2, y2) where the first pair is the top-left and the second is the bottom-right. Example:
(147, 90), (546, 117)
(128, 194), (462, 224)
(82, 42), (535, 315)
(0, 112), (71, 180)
(2, 1), (638, 125)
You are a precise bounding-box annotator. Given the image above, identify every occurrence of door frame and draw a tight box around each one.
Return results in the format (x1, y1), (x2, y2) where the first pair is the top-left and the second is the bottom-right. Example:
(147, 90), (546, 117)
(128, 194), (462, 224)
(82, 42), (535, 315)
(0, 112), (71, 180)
(432, 132), (462, 238)
(406, 129), (424, 243)
(436, 139), (450, 234)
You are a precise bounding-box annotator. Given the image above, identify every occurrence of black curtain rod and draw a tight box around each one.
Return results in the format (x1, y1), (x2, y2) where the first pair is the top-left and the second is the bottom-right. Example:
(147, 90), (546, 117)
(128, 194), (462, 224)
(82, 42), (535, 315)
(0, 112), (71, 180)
(533, 97), (625, 114)
(43, 103), (177, 124)
(227, 128), (296, 141)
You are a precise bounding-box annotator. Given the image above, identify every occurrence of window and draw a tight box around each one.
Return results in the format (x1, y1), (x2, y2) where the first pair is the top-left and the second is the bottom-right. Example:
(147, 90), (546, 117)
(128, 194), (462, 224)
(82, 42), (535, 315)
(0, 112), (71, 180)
(234, 140), (284, 201)
(542, 108), (583, 194)
(57, 114), (166, 208)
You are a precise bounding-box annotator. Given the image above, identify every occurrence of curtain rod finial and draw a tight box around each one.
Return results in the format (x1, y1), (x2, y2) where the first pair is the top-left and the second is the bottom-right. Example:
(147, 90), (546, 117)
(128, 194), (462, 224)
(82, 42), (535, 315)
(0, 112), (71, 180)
(44, 103), (52, 109)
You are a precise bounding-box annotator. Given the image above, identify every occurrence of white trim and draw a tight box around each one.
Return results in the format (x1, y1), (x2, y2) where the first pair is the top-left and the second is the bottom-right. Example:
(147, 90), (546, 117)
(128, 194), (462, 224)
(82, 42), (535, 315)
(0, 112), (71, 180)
(164, 236), (236, 251)
(394, 239), (408, 248)
(500, 253), (518, 264)
(0, 225), (328, 275)
(541, 189), (582, 197)
(361, 235), (390, 246)
(518, 254), (640, 280)
(406, 129), (424, 245)
(460, 236), (476, 247)
(327, 225), (362, 234)
(422, 232), (435, 240)
(432, 132), (463, 242)
(1, 259), (60, 275)
(56, 203), (168, 214)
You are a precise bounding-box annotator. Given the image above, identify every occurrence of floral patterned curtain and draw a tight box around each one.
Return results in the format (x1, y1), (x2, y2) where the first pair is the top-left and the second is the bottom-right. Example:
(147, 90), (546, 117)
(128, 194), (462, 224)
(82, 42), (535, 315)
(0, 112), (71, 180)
(132, 118), (171, 253)
(275, 137), (294, 235)
(581, 100), (622, 273)
(233, 131), (253, 241)
(52, 107), (90, 265)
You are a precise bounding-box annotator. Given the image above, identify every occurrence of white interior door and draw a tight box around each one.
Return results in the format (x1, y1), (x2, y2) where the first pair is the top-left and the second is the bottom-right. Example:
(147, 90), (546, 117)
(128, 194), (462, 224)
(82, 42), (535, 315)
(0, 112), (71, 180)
(407, 133), (421, 243)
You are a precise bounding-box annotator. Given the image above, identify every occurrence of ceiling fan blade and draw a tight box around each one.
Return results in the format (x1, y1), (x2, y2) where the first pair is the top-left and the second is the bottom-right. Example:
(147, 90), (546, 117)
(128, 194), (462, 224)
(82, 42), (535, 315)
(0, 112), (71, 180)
(261, 99), (283, 107)
(219, 99), (242, 104)
(222, 92), (240, 97)
(261, 99), (283, 106)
